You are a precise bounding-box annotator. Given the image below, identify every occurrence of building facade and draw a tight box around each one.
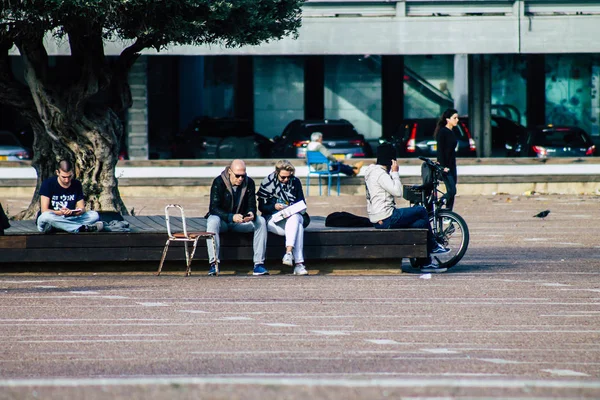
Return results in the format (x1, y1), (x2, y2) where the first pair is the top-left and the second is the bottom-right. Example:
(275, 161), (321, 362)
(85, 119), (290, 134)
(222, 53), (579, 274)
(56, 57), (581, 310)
(5, 0), (600, 159)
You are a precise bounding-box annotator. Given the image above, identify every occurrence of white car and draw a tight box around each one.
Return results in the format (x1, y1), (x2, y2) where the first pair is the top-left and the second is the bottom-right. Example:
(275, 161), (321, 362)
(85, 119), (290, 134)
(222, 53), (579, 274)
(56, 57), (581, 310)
(0, 130), (31, 161)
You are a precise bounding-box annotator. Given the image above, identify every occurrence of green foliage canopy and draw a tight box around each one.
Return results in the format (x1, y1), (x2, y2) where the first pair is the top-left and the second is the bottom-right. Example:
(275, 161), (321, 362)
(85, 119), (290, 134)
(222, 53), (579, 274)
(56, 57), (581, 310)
(0, 0), (303, 218)
(1, 0), (303, 50)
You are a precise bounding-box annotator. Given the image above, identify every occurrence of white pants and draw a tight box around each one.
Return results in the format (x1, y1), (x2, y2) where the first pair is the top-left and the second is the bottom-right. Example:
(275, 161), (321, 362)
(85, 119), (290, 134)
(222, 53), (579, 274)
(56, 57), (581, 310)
(267, 213), (304, 264)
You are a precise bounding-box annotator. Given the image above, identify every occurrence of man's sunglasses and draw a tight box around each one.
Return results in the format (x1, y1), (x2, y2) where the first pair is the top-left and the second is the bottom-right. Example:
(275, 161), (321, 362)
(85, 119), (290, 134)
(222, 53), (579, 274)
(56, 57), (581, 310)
(231, 170), (246, 179)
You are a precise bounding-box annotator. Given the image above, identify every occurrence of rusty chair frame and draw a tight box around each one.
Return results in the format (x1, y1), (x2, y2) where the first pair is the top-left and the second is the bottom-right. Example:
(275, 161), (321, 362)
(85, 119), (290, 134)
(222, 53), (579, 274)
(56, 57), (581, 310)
(157, 204), (218, 277)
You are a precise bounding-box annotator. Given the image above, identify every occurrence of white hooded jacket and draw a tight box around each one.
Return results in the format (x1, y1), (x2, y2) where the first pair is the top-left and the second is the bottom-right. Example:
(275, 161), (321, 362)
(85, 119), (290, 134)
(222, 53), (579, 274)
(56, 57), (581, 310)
(364, 164), (403, 223)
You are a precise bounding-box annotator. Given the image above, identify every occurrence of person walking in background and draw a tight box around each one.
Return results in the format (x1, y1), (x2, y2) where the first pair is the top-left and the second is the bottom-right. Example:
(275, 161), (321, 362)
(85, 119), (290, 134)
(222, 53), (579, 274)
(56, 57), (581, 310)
(307, 132), (363, 176)
(205, 159), (269, 276)
(364, 144), (449, 273)
(37, 160), (102, 233)
(257, 160), (309, 276)
(435, 108), (459, 210)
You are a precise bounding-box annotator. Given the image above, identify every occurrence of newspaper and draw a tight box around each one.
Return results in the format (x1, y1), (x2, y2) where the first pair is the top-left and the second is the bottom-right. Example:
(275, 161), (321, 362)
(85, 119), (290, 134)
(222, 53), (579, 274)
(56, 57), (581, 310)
(271, 200), (307, 223)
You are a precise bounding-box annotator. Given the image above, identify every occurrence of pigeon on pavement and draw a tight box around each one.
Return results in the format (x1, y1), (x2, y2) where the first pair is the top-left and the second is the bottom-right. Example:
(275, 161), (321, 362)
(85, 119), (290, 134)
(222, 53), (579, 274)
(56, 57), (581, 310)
(533, 210), (551, 219)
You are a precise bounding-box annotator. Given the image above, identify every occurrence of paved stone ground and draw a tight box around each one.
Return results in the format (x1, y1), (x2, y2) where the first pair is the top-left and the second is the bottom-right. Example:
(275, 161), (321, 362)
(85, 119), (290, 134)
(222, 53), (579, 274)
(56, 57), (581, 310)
(0, 193), (599, 398)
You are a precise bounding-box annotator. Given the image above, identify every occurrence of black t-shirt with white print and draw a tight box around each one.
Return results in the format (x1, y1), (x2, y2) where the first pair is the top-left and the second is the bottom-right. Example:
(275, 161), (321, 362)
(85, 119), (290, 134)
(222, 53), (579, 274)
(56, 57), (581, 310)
(39, 177), (84, 211)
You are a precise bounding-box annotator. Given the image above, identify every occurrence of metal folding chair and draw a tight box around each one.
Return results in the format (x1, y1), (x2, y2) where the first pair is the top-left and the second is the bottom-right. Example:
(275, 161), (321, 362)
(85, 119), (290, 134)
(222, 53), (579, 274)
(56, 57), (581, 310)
(157, 204), (218, 277)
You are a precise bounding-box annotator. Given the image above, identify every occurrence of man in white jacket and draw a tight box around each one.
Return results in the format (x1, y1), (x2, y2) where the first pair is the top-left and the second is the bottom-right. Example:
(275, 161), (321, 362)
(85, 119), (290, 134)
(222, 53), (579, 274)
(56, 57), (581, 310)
(364, 144), (449, 273)
(307, 132), (363, 176)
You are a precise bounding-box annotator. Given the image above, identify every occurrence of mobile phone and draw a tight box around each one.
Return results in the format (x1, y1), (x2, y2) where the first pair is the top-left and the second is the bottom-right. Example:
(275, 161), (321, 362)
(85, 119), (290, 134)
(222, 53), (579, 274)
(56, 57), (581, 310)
(70, 208), (82, 212)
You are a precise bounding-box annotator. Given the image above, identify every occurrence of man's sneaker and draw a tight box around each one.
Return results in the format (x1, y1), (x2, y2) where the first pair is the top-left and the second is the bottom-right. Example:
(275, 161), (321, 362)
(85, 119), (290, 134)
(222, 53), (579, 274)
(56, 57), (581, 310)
(253, 264), (269, 276)
(78, 225), (94, 233)
(79, 221), (104, 233)
(282, 252), (294, 266)
(431, 242), (450, 254)
(420, 262), (447, 273)
(293, 264), (308, 276)
(208, 263), (218, 276)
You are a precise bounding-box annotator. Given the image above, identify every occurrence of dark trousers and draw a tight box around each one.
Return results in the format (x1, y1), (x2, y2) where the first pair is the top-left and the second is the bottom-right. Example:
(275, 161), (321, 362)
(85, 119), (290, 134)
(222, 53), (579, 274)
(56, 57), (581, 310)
(442, 174), (457, 210)
(374, 206), (437, 263)
(332, 162), (355, 176)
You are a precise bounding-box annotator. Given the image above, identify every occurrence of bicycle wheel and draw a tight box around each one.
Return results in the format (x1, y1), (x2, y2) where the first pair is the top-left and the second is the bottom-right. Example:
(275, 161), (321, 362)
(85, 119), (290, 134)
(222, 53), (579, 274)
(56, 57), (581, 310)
(408, 210), (469, 270)
(431, 210), (469, 268)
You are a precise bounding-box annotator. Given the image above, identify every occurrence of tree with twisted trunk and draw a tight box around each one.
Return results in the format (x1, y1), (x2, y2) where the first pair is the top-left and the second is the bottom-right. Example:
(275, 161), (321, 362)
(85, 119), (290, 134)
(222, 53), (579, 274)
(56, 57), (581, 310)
(0, 0), (302, 220)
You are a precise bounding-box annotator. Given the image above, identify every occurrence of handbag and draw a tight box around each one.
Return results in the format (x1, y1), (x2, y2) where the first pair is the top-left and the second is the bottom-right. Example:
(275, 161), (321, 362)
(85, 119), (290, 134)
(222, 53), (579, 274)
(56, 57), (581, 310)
(301, 212), (310, 228)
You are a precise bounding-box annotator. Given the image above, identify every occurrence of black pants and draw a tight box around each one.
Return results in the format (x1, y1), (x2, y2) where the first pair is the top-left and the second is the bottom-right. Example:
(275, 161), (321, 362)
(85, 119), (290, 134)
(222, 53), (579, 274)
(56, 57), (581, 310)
(442, 174), (457, 211)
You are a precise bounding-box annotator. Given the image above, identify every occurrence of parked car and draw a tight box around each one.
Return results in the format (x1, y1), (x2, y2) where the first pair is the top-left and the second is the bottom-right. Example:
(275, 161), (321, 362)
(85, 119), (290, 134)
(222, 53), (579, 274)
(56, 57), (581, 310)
(271, 119), (373, 159)
(460, 115), (527, 157)
(171, 117), (273, 159)
(382, 118), (476, 158)
(507, 125), (596, 158)
(0, 130), (32, 161)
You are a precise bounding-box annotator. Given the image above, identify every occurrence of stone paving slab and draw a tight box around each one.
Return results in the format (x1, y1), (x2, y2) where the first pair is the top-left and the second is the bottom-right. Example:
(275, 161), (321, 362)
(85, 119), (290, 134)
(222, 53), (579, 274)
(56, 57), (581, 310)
(0, 268), (599, 399)
(0, 193), (599, 398)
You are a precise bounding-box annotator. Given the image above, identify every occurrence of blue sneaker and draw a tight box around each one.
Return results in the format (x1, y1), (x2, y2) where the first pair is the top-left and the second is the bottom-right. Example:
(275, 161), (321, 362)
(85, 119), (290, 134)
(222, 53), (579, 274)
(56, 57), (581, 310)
(208, 263), (218, 276)
(420, 261), (447, 273)
(253, 264), (269, 276)
(431, 243), (450, 254)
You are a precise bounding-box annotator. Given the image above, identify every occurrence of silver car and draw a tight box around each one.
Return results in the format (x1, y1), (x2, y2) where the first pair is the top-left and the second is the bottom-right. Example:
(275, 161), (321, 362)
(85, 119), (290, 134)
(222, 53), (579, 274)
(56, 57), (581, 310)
(0, 130), (31, 161)
(271, 119), (373, 159)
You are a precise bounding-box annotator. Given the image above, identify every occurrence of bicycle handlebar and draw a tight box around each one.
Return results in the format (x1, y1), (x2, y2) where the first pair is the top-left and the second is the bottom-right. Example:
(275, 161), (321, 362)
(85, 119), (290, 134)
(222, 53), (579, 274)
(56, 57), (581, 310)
(418, 156), (444, 173)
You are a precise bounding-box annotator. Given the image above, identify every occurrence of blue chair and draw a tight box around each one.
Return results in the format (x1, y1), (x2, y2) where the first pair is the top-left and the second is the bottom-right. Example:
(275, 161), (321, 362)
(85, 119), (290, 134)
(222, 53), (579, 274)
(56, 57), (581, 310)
(306, 151), (341, 196)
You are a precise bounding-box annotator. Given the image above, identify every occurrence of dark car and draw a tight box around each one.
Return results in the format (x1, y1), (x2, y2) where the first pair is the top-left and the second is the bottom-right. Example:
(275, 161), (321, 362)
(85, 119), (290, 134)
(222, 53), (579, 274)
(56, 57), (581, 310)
(383, 118), (476, 158)
(460, 115), (527, 157)
(271, 119), (373, 159)
(508, 125), (596, 158)
(171, 117), (273, 159)
(0, 130), (32, 161)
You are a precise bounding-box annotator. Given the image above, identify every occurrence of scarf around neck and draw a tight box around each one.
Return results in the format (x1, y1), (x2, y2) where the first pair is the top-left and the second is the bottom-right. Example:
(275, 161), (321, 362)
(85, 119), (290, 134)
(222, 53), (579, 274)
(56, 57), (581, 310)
(257, 172), (298, 205)
(220, 167), (247, 213)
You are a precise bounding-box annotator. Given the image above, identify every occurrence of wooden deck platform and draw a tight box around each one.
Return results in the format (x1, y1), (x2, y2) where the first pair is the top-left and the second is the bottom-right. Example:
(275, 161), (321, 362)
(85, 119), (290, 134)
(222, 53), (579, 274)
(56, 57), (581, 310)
(0, 216), (427, 264)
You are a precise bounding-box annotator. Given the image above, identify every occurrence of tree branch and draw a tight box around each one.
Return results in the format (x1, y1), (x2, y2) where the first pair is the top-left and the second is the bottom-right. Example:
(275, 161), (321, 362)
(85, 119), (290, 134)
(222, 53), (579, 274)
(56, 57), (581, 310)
(107, 38), (152, 112)
(16, 34), (61, 142)
(66, 21), (108, 104)
(0, 31), (36, 111)
(118, 38), (152, 72)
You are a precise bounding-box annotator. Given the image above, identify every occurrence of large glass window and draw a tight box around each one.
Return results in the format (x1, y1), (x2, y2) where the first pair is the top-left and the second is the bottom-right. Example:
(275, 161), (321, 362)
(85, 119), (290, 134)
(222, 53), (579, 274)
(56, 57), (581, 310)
(490, 54), (527, 127)
(254, 56), (304, 139)
(324, 55), (381, 141)
(201, 56), (236, 119)
(404, 55), (454, 119)
(545, 54), (597, 136)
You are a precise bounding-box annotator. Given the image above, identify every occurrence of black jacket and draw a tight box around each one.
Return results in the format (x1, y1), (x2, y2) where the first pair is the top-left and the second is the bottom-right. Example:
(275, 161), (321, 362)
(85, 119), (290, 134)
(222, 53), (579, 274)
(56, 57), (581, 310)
(206, 168), (258, 222)
(436, 126), (458, 181)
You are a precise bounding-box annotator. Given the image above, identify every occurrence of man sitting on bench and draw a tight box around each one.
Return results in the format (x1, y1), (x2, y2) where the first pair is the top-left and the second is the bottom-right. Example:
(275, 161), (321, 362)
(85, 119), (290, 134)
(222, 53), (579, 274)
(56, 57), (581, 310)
(205, 159), (269, 276)
(364, 144), (449, 273)
(37, 160), (103, 234)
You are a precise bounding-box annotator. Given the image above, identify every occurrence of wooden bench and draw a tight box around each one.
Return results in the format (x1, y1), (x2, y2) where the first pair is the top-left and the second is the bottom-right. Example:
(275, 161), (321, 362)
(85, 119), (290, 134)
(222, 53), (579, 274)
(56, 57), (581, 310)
(0, 216), (427, 265)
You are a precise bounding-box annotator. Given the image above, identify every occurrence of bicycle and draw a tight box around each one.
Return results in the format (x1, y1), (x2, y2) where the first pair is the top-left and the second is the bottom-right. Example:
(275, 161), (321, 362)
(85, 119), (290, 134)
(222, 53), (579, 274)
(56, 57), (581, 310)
(402, 156), (470, 269)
